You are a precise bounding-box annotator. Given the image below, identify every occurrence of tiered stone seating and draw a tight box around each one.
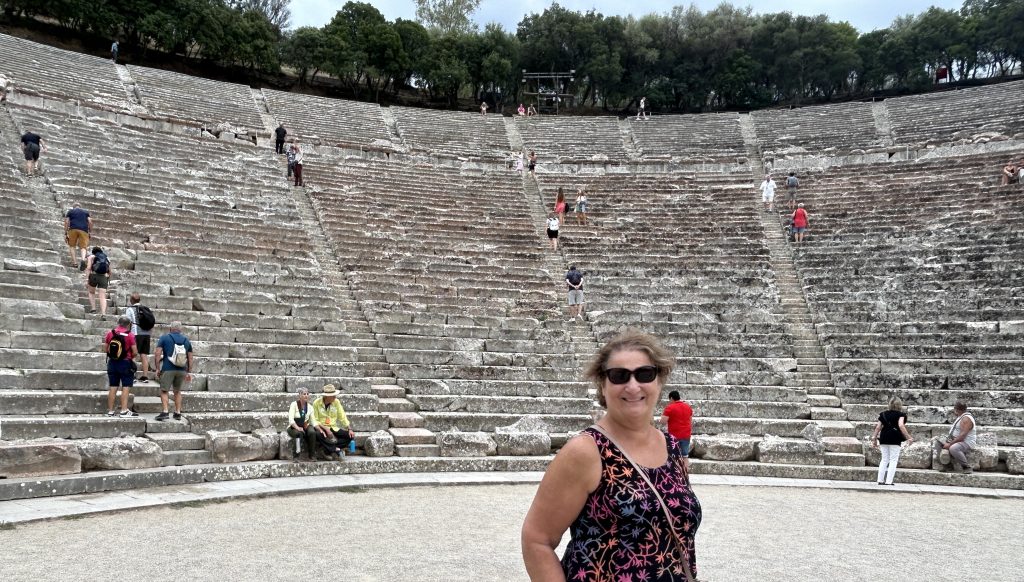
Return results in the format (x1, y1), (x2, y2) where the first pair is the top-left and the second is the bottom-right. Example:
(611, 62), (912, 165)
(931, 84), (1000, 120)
(630, 113), (745, 162)
(788, 150), (1024, 449)
(541, 172), (808, 440)
(517, 116), (628, 163)
(1, 106), (387, 454)
(127, 65), (263, 132)
(263, 89), (391, 148)
(886, 80), (1024, 147)
(306, 158), (596, 442)
(392, 106), (510, 159)
(752, 102), (883, 154)
(0, 33), (129, 112)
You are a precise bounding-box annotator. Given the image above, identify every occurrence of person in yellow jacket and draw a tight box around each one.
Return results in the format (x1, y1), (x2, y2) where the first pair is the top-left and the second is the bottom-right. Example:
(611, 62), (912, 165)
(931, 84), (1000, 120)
(310, 384), (355, 460)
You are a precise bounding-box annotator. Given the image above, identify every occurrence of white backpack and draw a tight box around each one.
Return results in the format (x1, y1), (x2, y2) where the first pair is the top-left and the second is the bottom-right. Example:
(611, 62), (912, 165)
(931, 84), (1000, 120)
(170, 342), (188, 367)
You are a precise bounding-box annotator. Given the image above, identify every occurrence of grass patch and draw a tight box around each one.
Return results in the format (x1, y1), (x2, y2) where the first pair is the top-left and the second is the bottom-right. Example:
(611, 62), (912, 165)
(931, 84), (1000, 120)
(0, 521), (16, 530)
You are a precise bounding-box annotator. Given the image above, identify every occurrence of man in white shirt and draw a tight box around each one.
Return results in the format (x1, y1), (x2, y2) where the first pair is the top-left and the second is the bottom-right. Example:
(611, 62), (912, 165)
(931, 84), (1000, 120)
(759, 174), (777, 212)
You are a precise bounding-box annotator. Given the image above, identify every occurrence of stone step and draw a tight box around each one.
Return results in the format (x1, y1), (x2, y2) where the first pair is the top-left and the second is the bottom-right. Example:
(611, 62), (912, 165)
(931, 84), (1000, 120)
(145, 432), (206, 451)
(388, 412), (425, 428)
(815, 419), (856, 438)
(807, 395), (841, 408)
(388, 427), (436, 445)
(806, 386), (837, 396)
(0, 415), (147, 440)
(797, 364), (829, 373)
(377, 398), (416, 413)
(145, 417), (191, 433)
(811, 407), (849, 421)
(822, 436), (864, 454)
(824, 452), (866, 467)
(371, 385), (406, 398)
(801, 372), (832, 381)
(161, 450), (214, 466)
(395, 444), (441, 457)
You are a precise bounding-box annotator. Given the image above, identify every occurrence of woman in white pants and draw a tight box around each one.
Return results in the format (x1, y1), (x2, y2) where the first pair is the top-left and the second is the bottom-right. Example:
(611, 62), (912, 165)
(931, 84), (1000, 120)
(872, 397), (914, 485)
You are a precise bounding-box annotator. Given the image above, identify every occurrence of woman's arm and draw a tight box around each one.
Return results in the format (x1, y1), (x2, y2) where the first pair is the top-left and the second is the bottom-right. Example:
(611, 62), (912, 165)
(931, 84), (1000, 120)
(871, 420), (882, 448)
(522, 435), (602, 581)
(898, 416), (913, 442)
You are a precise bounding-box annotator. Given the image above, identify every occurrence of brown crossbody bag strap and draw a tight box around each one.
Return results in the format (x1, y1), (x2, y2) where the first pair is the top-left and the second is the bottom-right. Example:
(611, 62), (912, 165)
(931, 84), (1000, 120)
(591, 425), (697, 582)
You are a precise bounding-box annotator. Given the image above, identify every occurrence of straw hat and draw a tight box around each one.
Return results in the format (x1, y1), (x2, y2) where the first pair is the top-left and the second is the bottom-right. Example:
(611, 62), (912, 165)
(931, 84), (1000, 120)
(322, 384), (338, 396)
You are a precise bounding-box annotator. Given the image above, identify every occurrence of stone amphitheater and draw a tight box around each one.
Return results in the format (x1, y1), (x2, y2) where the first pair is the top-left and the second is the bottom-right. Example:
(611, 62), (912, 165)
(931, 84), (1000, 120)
(0, 32), (1023, 507)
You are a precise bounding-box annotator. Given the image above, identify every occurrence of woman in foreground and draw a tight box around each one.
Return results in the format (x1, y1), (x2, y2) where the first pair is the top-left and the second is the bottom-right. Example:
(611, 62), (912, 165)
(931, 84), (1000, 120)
(522, 330), (701, 581)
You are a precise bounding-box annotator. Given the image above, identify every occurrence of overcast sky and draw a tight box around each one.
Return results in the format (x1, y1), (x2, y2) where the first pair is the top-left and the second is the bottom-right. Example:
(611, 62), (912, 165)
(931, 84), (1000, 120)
(290, 0), (966, 33)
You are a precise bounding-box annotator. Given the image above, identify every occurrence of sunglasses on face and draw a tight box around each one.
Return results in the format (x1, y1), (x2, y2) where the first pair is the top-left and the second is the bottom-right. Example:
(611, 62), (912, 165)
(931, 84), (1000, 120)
(604, 365), (660, 385)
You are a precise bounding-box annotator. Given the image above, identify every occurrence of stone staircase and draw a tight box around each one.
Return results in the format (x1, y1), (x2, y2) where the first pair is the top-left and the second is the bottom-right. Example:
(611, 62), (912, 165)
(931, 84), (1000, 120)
(504, 116), (524, 151)
(746, 131), (860, 466)
(294, 181), (436, 457)
(379, 107), (404, 148)
(113, 64), (147, 114)
(250, 88), (279, 138)
(871, 101), (895, 147)
(617, 117), (640, 160)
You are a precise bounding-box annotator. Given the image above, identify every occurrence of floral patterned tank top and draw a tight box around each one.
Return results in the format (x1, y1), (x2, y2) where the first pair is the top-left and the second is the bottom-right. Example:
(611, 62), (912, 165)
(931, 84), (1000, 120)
(561, 427), (702, 581)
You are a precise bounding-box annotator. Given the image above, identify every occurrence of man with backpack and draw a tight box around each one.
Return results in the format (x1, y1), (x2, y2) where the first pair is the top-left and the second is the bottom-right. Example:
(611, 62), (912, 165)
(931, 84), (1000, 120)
(64, 202), (93, 270)
(85, 246), (111, 315)
(785, 172), (799, 210)
(565, 265), (585, 321)
(153, 321), (193, 421)
(103, 316), (138, 418)
(125, 292), (156, 383)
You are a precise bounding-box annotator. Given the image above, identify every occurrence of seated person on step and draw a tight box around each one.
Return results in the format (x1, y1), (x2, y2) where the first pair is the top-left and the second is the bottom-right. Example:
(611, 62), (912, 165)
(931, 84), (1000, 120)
(310, 384), (354, 460)
(1001, 161), (1019, 185)
(931, 401), (977, 474)
(288, 388), (313, 461)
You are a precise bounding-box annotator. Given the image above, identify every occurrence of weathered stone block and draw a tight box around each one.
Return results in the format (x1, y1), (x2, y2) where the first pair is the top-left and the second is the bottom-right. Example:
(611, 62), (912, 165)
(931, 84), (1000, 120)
(494, 416), (551, 434)
(252, 428), (279, 460)
(493, 433), (551, 456)
(691, 434), (758, 461)
(863, 441), (932, 469)
(931, 433), (999, 471)
(801, 423), (823, 443)
(437, 430), (496, 457)
(364, 430), (395, 457)
(205, 430), (263, 463)
(77, 437), (162, 470)
(0, 439), (81, 477)
(1007, 449), (1024, 475)
(757, 435), (825, 465)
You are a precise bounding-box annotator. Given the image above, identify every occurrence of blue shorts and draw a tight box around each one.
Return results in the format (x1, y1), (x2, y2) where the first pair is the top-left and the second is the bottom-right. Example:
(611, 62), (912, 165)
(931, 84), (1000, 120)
(794, 227), (806, 234)
(676, 438), (690, 457)
(107, 359), (135, 387)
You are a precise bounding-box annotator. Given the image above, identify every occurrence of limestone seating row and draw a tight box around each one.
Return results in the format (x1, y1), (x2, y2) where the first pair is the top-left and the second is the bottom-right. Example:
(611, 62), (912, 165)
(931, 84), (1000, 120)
(517, 116), (628, 161)
(0, 390), (377, 415)
(127, 65), (264, 132)
(885, 80), (1024, 146)
(392, 106), (510, 159)
(399, 378), (589, 399)
(837, 387), (1023, 409)
(263, 89), (391, 148)
(629, 113), (745, 161)
(407, 394), (593, 415)
(0, 33), (130, 112)
(752, 102), (882, 153)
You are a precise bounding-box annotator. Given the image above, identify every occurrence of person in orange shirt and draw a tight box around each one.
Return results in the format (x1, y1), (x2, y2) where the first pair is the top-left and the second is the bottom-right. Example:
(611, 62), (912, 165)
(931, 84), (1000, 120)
(661, 390), (693, 465)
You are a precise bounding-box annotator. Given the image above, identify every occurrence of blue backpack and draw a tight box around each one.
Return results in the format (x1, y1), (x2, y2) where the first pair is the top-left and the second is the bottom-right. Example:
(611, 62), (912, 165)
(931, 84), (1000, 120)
(92, 252), (109, 274)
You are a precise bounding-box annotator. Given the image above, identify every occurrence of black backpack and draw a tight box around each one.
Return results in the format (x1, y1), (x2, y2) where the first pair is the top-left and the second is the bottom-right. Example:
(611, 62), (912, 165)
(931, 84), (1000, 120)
(107, 328), (130, 360)
(92, 252), (110, 274)
(135, 305), (156, 331)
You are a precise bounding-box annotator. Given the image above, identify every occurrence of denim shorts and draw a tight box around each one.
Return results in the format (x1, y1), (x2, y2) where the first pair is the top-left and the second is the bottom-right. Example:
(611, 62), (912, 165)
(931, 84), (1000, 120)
(107, 359), (134, 387)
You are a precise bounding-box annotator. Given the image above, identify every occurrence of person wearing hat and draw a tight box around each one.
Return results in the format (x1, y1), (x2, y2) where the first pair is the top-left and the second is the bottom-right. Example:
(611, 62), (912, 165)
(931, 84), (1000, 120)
(310, 384), (354, 460)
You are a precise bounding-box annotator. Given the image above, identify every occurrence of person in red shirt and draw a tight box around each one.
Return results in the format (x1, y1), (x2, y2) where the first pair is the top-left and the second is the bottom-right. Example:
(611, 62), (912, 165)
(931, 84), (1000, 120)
(791, 203), (810, 248)
(661, 390), (693, 465)
(103, 316), (138, 417)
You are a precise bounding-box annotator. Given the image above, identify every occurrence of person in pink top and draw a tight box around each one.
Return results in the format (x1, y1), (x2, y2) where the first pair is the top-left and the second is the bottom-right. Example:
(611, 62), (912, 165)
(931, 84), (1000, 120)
(791, 203), (810, 248)
(661, 390), (693, 464)
(103, 316), (138, 418)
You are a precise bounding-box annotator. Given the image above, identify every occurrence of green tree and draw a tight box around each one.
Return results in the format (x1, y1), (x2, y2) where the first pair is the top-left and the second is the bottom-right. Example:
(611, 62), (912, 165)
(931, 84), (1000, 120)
(414, 0), (480, 35)
(280, 26), (327, 84)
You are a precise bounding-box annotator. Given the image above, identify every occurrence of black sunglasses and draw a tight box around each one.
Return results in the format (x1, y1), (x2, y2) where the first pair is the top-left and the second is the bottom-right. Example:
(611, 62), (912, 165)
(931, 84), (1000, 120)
(604, 365), (660, 385)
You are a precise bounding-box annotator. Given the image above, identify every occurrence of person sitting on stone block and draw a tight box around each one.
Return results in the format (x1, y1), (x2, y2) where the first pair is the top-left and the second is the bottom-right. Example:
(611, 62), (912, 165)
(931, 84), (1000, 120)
(310, 384), (354, 460)
(287, 388), (314, 462)
(1001, 161), (1019, 185)
(932, 401), (977, 474)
